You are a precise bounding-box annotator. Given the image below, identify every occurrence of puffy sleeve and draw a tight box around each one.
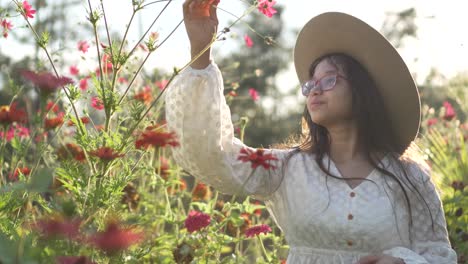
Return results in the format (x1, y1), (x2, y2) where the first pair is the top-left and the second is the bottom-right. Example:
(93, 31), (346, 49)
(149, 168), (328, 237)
(382, 162), (458, 264)
(164, 61), (291, 201)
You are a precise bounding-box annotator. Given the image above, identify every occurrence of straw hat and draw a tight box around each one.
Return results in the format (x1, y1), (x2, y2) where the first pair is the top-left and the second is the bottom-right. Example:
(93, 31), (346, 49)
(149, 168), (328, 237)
(294, 12), (421, 153)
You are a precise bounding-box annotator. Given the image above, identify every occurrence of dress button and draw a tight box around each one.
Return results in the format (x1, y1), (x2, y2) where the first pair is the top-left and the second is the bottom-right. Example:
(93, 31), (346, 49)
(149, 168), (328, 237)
(348, 214), (354, 220)
(350, 192), (356, 197)
(347, 240), (353, 246)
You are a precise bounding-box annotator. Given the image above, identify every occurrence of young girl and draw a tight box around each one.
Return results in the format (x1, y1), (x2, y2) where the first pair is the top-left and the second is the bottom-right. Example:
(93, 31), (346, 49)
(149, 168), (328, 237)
(164, 1), (458, 263)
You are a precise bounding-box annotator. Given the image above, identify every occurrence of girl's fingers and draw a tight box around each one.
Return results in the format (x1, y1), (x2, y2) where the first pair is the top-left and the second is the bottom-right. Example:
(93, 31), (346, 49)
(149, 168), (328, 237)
(183, 0), (194, 18)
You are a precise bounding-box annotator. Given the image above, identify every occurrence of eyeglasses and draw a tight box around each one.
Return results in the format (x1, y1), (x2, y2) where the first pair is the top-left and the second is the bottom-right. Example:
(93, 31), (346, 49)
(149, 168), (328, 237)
(301, 74), (348, 97)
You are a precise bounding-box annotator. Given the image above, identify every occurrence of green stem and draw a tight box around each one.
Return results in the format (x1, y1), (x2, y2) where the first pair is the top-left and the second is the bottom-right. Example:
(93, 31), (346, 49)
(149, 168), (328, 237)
(258, 236), (271, 263)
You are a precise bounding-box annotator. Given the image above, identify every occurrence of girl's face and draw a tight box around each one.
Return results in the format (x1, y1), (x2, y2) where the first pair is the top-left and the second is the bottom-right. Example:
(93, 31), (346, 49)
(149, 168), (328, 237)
(306, 59), (354, 127)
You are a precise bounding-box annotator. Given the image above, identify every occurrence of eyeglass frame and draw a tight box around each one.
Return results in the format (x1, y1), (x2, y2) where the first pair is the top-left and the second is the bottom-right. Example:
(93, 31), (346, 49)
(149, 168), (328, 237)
(301, 73), (348, 97)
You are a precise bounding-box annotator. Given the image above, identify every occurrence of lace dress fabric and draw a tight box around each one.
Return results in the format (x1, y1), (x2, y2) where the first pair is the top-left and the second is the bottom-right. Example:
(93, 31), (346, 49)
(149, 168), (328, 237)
(164, 62), (458, 264)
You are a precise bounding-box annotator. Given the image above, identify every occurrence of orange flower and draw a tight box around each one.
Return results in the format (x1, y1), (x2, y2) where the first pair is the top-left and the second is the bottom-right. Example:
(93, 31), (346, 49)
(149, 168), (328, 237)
(134, 86), (152, 104)
(167, 179), (187, 195)
(45, 113), (64, 130)
(135, 126), (179, 150)
(0, 103), (27, 124)
(89, 146), (124, 161)
(191, 183), (212, 201)
(58, 143), (86, 162)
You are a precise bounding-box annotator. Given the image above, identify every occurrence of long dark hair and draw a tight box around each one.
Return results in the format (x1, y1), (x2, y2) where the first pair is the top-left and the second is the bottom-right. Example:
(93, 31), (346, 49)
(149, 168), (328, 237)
(275, 52), (436, 241)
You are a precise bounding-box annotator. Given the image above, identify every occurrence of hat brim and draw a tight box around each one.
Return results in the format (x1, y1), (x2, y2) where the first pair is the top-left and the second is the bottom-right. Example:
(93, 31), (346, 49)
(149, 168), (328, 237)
(294, 12), (421, 153)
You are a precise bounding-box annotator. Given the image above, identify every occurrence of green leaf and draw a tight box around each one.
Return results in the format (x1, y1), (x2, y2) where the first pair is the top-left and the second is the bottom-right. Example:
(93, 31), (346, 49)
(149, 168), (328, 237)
(28, 168), (54, 193)
(0, 232), (15, 263)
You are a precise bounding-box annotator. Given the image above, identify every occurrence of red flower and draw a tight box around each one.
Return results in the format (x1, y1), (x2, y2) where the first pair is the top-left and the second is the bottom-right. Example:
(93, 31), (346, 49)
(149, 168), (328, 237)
(33, 216), (81, 240)
(91, 96), (104, 110)
(90, 146), (124, 161)
(249, 88), (259, 101)
(426, 118), (438, 127)
(77, 40), (89, 53)
(237, 147), (278, 170)
(69, 66), (79, 76)
(79, 78), (88, 91)
(88, 221), (144, 254)
(244, 34), (253, 48)
(134, 86), (152, 104)
(0, 103), (27, 124)
(184, 211), (211, 233)
(135, 126), (179, 149)
(1, 19), (12, 38)
(8, 167), (31, 181)
(245, 224), (271, 237)
(22, 70), (73, 95)
(252, 200), (263, 217)
(21, 1), (36, 19)
(443, 101), (456, 120)
(55, 256), (95, 264)
(45, 112), (64, 130)
(67, 117), (90, 127)
(118, 77), (128, 84)
(58, 143), (86, 162)
(45, 101), (60, 113)
(257, 0), (277, 18)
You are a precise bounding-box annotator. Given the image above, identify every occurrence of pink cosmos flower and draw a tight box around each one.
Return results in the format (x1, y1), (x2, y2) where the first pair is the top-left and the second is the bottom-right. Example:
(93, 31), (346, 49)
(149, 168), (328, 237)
(91, 96), (104, 110)
(118, 77), (128, 84)
(77, 40), (90, 53)
(1, 19), (12, 38)
(22, 1), (36, 19)
(244, 34), (254, 48)
(79, 78), (88, 91)
(245, 224), (272, 237)
(155, 79), (169, 90)
(249, 88), (259, 101)
(442, 101), (456, 120)
(21, 70), (74, 95)
(257, 0), (277, 18)
(69, 66), (79, 76)
(184, 211), (211, 233)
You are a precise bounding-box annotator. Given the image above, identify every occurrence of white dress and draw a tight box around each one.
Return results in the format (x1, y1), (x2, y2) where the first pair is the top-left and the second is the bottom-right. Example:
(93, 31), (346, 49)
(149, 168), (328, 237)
(164, 61), (458, 264)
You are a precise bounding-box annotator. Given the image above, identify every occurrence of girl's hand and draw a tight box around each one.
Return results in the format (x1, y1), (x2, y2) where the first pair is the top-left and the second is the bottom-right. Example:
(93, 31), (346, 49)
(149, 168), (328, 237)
(356, 254), (405, 264)
(183, 0), (219, 69)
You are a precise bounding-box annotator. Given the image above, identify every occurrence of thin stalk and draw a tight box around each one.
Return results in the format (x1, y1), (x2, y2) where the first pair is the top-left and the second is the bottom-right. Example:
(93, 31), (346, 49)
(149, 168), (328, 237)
(13, 0), (85, 137)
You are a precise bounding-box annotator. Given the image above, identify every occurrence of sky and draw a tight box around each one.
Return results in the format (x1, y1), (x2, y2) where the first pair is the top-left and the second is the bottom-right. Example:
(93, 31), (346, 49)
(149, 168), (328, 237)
(2, 0), (467, 89)
(100, 0), (468, 87)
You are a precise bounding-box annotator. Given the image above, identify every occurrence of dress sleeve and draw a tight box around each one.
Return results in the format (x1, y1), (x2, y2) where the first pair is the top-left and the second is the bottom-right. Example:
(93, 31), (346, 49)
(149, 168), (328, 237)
(382, 163), (458, 264)
(164, 61), (291, 201)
